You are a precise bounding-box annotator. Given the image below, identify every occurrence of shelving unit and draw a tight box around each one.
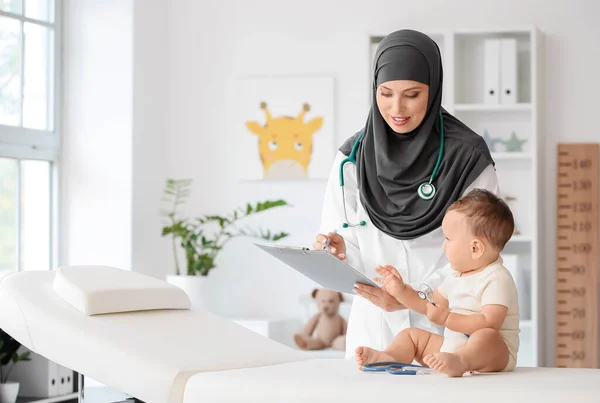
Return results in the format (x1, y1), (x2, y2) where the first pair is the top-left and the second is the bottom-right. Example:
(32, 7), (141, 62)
(492, 152), (531, 161)
(454, 103), (532, 112)
(370, 26), (543, 367)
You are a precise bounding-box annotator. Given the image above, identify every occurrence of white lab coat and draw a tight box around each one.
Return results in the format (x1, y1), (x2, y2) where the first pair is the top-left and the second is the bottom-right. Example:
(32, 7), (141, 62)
(318, 151), (500, 359)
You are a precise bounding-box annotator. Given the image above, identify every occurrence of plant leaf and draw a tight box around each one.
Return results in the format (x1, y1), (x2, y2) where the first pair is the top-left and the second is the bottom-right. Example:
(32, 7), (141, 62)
(271, 231), (289, 241)
(203, 215), (231, 228)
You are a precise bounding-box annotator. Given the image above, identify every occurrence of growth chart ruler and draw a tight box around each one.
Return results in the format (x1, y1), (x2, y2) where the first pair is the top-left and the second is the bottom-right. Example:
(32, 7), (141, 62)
(556, 143), (599, 368)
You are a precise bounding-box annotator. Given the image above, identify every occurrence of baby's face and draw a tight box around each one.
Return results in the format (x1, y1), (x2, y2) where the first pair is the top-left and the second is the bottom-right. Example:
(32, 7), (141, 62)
(441, 210), (476, 273)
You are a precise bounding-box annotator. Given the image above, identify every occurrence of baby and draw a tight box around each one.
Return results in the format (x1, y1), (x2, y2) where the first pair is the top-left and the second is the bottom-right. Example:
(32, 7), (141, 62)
(355, 188), (520, 377)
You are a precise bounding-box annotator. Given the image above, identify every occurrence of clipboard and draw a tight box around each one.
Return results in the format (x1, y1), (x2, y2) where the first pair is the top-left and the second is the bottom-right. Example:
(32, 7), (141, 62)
(255, 243), (379, 294)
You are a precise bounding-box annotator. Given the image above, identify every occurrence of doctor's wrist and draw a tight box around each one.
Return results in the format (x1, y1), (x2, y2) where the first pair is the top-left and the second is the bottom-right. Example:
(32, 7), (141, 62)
(383, 297), (405, 312)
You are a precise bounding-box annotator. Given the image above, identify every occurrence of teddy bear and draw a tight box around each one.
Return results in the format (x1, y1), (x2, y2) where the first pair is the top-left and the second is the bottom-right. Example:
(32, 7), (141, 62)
(293, 288), (347, 350)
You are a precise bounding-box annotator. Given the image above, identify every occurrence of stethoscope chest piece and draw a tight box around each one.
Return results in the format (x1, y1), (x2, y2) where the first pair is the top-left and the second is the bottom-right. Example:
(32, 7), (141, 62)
(417, 283), (436, 306)
(417, 182), (436, 200)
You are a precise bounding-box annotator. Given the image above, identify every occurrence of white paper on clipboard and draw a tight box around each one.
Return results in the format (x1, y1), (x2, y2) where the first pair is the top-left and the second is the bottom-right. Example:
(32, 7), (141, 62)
(255, 243), (379, 294)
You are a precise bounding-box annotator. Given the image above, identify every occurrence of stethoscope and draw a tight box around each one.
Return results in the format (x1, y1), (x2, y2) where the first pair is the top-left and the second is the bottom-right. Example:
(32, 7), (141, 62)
(362, 361), (434, 375)
(417, 283), (436, 306)
(339, 112), (445, 229)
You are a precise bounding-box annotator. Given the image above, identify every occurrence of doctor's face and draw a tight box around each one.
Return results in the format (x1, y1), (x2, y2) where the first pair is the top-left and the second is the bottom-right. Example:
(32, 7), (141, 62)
(441, 210), (477, 273)
(376, 80), (429, 134)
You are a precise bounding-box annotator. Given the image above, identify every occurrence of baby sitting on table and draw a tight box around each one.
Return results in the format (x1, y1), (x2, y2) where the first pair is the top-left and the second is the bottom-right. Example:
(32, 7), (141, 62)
(355, 188), (520, 377)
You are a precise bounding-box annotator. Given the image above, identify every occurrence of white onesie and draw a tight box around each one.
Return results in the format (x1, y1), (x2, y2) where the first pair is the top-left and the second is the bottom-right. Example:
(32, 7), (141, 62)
(436, 257), (520, 371)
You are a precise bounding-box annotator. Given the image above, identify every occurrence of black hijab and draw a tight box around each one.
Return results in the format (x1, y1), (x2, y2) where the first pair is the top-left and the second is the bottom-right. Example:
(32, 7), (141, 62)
(340, 29), (494, 240)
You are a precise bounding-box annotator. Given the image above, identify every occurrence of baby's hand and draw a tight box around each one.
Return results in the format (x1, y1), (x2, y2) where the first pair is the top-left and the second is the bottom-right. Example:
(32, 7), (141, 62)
(426, 302), (450, 326)
(374, 265), (407, 300)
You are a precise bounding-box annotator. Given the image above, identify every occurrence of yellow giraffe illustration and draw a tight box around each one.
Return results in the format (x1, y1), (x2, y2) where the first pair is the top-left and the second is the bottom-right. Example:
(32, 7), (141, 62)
(245, 102), (323, 179)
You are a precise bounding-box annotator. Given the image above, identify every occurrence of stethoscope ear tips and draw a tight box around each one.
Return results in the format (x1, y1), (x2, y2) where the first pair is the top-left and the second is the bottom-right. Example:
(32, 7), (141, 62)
(342, 221), (366, 228)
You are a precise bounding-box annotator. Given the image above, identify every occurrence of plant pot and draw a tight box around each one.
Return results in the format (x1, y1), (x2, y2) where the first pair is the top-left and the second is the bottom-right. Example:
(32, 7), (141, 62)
(166, 274), (210, 310)
(0, 381), (20, 403)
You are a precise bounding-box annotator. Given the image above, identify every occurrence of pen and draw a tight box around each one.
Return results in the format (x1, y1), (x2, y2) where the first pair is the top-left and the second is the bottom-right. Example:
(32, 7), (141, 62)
(323, 229), (338, 250)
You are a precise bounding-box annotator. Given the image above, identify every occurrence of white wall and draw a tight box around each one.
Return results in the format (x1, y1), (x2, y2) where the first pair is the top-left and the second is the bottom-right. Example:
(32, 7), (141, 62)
(61, 0), (133, 269)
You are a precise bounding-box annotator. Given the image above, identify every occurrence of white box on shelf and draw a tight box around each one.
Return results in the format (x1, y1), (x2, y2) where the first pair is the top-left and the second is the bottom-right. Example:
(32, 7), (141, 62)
(8, 349), (58, 397)
(500, 38), (517, 104)
(484, 39), (501, 104)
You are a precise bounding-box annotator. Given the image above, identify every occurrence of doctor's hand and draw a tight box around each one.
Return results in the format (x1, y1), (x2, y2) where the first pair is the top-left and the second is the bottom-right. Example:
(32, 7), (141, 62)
(353, 282), (405, 312)
(313, 232), (347, 261)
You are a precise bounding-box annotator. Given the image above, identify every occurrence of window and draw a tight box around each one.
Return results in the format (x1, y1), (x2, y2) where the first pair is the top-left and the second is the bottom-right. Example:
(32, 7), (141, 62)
(0, 0), (60, 277)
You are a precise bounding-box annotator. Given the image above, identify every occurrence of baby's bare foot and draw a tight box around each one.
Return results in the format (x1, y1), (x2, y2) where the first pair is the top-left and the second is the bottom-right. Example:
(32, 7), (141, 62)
(423, 352), (469, 377)
(355, 346), (395, 371)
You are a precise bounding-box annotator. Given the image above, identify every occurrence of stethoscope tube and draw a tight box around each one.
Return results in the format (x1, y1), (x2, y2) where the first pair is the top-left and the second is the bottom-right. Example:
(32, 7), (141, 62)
(341, 185), (366, 228)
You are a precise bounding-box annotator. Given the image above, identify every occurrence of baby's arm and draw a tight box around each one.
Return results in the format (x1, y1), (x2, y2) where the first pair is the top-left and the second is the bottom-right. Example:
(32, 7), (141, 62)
(375, 265), (438, 315)
(444, 305), (508, 335)
(375, 266), (425, 313)
(396, 285), (429, 315)
(444, 271), (512, 335)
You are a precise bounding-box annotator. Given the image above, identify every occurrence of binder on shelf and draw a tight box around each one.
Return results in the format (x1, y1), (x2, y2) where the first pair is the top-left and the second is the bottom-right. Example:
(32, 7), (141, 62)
(500, 38), (517, 104)
(483, 39), (500, 104)
(8, 349), (58, 397)
(57, 364), (74, 395)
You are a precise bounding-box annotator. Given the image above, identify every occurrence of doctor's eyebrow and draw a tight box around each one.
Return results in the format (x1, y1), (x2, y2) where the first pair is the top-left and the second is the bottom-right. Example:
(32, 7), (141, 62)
(379, 85), (422, 92)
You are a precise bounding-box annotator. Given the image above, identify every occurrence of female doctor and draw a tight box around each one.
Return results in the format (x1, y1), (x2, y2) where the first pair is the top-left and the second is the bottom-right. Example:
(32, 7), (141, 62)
(313, 29), (499, 359)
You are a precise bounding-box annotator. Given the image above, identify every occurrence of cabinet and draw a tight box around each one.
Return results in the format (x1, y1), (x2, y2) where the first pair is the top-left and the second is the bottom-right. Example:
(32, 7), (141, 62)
(370, 27), (543, 367)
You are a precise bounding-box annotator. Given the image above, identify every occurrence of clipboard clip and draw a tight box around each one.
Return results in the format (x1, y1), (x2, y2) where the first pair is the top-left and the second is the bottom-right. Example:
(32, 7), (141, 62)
(276, 245), (311, 254)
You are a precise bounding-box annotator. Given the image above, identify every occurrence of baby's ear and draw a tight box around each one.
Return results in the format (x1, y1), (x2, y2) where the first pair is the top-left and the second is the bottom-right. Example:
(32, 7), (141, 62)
(338, 292), (344, 302)
(312, 288), (319, 299)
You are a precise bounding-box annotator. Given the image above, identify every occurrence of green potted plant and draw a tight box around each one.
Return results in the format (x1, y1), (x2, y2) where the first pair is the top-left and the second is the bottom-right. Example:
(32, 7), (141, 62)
(161, 179), (290, 307)
(0, 329), (31, 403)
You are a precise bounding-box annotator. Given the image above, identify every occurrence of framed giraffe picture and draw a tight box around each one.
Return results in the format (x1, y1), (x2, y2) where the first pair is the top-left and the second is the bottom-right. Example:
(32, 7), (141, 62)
(237, 75), (335, 181)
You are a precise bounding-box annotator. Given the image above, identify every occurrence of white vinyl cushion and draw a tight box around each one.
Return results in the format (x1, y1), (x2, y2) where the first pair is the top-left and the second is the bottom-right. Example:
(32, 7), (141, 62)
(52, 265), (191, 315)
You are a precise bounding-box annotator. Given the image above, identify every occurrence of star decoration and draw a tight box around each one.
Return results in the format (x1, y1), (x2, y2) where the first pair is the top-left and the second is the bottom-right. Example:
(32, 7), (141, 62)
(502, 132), (527, 152)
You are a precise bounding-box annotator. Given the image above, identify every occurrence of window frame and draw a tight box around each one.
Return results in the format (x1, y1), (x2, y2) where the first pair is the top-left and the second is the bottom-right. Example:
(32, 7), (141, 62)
(0, 0), (62, 272)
